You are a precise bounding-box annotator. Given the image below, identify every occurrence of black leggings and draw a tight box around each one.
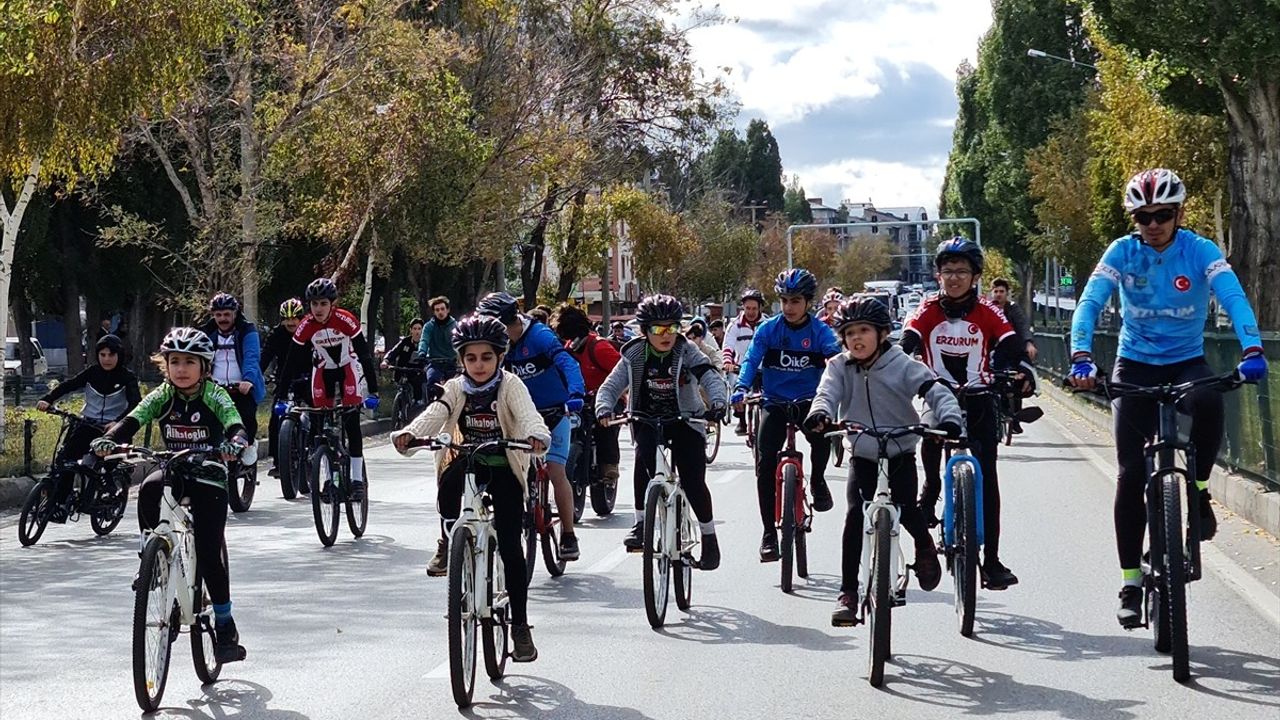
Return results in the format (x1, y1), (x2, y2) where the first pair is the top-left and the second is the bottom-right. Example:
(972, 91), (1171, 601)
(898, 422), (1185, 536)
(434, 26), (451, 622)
(137, 470), (231, 606)
(843, 454), (929, 595)
(437, 461), (529, 625)
(230, 391), (258, 441)
(320, 370), (364, 458)
(632, 421), (713, 524)
(51, 423), (105, 501)
(921, 393), (1002, 563)
(1112, 357), (1222, 569)
(756, 400), (830, 533)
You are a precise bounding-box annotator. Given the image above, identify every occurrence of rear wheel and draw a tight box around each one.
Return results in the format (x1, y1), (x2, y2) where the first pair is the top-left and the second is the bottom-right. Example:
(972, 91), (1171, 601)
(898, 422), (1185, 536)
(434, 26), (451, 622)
(393, 389), (413, 429)
(1161, 474), (1190, 682)
(90, 474), (128, 536)
(447, 525), (478, 708)
(540, 494), (566, 578)
(954, 461), (979, 637)
(17, 480), (53, 546)
(132, 537), (176, 712)
(190, 579), (222, 684)
(643, 483), (671, 629)
(780, 464), (798, 593)
(227, 462), (256, 513)
(346, 459), (369, 537)
(673, 495), (693, 611)
(482, 539), (509, 680)
(868, 506), (893, 687)
(310, 448), (340, 547)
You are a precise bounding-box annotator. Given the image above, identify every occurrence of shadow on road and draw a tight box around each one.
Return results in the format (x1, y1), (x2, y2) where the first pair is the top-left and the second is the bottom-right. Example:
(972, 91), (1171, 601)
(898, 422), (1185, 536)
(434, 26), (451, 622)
(653, 604), (852, 652)
(462, 674), (656, 719)
(147, 679), (310, 719)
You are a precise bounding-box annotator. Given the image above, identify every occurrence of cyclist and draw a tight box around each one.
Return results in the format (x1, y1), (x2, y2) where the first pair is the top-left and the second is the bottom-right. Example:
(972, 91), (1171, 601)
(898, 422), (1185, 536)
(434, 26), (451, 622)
(607, 320), (631, 350)
(685, 317), (725, 375)
(708, 318), (726, 348)
(382, 317), (428, 404)
(732, 269), (841, 562)
(36, 334), (141, 509)
(1068, 168), (1267, 628)
(477, 292), (586, 560)
(805, 297), (961, 623)
(594, 294), (727, 568)
(395, 315), (548, 662)
(551, 304), (623, 485)
(275, 278), (379, 500)
(417, 296), (458, 402)
(817, 287), (844, 327)
(199, 292), (266, 468)
(262, 298), (308, 477)
(91, 328), (249, 663)
(988, 278), (1036, 435)
(903, 237), (1033, 590)
(723, 287), (767, 436)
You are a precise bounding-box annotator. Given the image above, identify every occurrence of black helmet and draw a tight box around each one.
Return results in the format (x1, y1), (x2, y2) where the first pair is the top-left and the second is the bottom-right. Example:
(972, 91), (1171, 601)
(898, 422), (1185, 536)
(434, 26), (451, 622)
(305, 277), (338, 302)
(635, 294), (683, 328)
(209, 292), (239, 312)
(95, 334), (123, 355)
(476, 291), (520, 324)
(739, 287), (765, 305)
(774, 268), (818, 299)
(836, 297), (892, 332)
(451, 314), (509, 354)
(935, 236), (984, 274)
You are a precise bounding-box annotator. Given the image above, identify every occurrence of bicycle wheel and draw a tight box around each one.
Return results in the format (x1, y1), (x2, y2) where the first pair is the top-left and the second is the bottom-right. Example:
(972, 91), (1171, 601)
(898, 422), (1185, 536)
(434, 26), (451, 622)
(643, 483), (671, 628)
(567, 440), (587, 524)
(523, 487), (538, 582)
(540, 494), (566, 578)
(447, 525), (479, 708)
(346, 458), (369, 537)
(954, 461), (979, 637)
(482, 538), (509, 680)
(868, 506), (893, 687)
(673, 495), (693, 611)
(132, 537), (177, 712)
(90, 476), (128, 536)
(279, 417), (299, 499)
(18, 480), (53, 546)
(1160, 473), (1190, 681)
(796, 522), (810, 579)
(227, 462), (256, 513)
(310, 448), (340, 547)
(190, 578), (222, 684)
(393, 390), (412, 429)
(780, 464), (798, 593)
(590, 480), (618, 516)
(704, 422), (721, 464)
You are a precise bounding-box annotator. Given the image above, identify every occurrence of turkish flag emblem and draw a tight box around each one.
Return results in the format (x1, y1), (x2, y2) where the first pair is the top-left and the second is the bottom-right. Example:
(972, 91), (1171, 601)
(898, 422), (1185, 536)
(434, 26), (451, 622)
(1174, 275), (1191, 292)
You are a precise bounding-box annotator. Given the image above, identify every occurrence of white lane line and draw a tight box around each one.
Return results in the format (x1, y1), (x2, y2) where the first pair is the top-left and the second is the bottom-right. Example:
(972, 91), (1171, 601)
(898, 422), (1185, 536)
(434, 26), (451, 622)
(423, 660), (449, 679)
(1044, 410), (1280, 628)
(586, 546), (629, 574)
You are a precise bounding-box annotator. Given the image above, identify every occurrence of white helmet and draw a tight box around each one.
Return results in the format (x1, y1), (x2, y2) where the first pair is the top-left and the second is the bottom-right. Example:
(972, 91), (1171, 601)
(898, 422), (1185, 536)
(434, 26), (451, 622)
(1123, 168), (1186, 211)
(159, 327), (215, 362)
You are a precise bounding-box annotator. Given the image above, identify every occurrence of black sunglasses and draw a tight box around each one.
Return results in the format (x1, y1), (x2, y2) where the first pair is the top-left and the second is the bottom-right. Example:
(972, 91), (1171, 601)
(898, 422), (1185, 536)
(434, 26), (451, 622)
(1133, 208), (1177, 226)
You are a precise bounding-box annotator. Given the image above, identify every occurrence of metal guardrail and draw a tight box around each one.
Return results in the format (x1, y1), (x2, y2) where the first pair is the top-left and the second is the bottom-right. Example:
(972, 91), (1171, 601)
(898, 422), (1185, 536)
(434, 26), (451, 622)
(1034, 329), (1279, 490)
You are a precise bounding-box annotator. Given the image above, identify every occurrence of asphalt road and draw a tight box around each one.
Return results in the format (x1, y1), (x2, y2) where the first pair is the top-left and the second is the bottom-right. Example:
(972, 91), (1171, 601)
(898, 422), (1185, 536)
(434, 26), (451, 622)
(1, 403), (1278, 719)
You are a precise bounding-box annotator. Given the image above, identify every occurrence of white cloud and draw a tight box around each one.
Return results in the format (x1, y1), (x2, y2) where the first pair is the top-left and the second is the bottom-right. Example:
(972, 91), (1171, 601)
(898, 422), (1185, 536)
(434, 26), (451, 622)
(788, 156), (948, 218)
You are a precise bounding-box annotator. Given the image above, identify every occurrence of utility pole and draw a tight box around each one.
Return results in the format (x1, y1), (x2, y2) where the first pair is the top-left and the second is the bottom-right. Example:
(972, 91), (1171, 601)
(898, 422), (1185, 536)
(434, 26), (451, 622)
(601, 241), (612, 329)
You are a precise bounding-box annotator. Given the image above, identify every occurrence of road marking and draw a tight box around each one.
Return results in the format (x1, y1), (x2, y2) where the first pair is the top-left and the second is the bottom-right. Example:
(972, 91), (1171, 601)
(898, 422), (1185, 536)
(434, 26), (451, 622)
(423, 660), (449, 679)
(1044, 410), (1280, 628)
(586, 546), (629, 574)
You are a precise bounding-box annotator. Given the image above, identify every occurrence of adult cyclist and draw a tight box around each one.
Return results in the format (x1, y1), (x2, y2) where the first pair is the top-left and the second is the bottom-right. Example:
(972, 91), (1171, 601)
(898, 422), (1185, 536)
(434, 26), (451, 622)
(723, 288), (767, 436)
(200, 293), (266, 468)
(1068, 168), (1267, 628)
(477, 292), (587, 560)
(417, 296), (459, 402)
(732, 269), (841, 562)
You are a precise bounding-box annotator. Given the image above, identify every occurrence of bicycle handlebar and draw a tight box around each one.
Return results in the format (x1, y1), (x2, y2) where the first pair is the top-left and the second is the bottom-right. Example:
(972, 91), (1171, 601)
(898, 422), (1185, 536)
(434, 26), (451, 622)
(42, 405), (107, 430)
(390, 430), (534, 457)
(1061, 371), (1246, 401)
(823, 423), (948, 442)
(600, 412), (708, 428)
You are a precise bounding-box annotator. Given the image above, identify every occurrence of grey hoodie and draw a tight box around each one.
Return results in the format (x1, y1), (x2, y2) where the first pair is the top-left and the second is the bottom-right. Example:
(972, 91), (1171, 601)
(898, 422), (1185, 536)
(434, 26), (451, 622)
(809, 343), (961, 460)
(596, 335), (727, 435)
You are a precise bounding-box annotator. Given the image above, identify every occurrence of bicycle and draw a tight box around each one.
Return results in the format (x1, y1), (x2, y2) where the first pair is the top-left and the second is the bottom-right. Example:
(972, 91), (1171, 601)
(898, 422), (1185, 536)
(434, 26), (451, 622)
(744, 391), (762, 465)
(524, 454), (568, 579)
(760, 397), (815, 594)
(1067, 370), (1246, 682)
(703, 409), (723, 463)
(386, 365), (426, 429)
(825, 423), (946, 687)
(393, 431), (533, 708)
(293, 403), (369, 547)
(605, 412), (705, 628)
(568, 405), (618, 518)
(18, 406), (130, 546)
(274, 399), (312, 500)
(103, 446), (246, 712)
(214, 383), (258, 513)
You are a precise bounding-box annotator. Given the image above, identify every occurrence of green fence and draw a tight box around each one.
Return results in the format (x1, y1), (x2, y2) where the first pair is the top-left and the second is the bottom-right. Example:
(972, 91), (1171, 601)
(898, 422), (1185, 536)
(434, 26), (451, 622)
(1034, 330), (1279, 489)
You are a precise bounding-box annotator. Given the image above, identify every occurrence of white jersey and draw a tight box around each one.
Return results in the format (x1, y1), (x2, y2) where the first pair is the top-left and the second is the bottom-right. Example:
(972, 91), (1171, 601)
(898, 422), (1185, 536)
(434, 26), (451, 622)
(722, 313), (765, 368)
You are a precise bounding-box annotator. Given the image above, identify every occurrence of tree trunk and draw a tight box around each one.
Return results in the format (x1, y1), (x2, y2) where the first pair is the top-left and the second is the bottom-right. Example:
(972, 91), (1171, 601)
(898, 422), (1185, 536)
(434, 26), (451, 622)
(13, 288), (34, 377)
(556, 190), (589, 302)
(0, 156), (42, 437)
(359, 228), (378, 334)
(1222, 79), (1280, 330)
(521, 186), (559, 308)
(125, 296), (146, 375)
(53, 201), (85, 374)
(380, 257), (401, 345)
(237, 51), (262, 323)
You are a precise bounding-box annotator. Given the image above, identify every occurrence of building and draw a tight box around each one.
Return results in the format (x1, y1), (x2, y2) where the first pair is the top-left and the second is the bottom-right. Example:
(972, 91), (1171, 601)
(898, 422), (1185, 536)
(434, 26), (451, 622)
(877, 206), (932, 285)
(806, 198), (841, 225)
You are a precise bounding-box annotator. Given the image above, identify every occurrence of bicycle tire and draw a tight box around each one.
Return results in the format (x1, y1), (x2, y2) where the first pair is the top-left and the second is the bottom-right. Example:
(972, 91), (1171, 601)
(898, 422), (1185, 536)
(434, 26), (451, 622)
(447, 525), (478, 708)
(227, 463), (256, 513)
(279, 417), (299, 499)
(868, 506), (893, 687)
(954, 461), (979, 637)
(541, 492), (566, 578)
(780, 464), (798, 593)
(796, 522), (809, 579)
(643, 482), (671, 629)
(190, 578), (222, 684)
(704, 422), (721, 464)
(566, 440), (587, 524)
(132, 537), (176, 712)
(1161, 473), (1190, 681)
(310, 448), (340, 547)
(590, 480), (618, 516)
(346, 459), (369, 537)
(393, 390), (412, 430)
(523, 486), (538, 582)
(673, 495), (692, 611)
(482, 538), (509, 680)
(18, 480), (53, 546)
(90, 477), (128, 536)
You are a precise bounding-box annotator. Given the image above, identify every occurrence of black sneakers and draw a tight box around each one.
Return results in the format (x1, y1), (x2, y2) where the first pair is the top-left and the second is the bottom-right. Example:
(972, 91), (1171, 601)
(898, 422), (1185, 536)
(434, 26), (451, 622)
(759, 530), (779, 562)
(981, 561), (1019, 590)
(512, 624), (538, 662)
(349, 480), (367, 502)
(1117, 585), (1143, 629)
(913, 536), (942, 591)
(831, 593), (859, 627)
(623, 522), (644, 552)
(214, 618), (247, 664)
(1199, 492), (1218, 541)
(699, 533), (720, 571)
(810, 477), (834, 512)
(559, 532), (580, 561)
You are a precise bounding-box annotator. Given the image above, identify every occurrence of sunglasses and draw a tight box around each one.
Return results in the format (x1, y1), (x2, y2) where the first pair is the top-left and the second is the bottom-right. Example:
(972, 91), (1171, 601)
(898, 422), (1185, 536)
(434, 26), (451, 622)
(648, 324), (678, 336)
(1133, 208), (1177, 226)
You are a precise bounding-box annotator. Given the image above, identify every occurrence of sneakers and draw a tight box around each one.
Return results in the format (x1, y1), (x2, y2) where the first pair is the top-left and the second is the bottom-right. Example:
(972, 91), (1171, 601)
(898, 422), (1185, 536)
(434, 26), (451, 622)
(623, 522), (644, 551)
(559, 532), (580, 561)
(511, 624), (538, 662)
(1199, 492), (1217, 541)
(214, 618), (247, 664)
(698, 533), (720, 571)
(1117, 585), (1143, 629)
(1009, 420), (1024, 435)
(831, 593), (860, 627)
(734, 419), (748, 436)
(810, 477), (834, 512)
(267, 465), (280, 479)
(600, 464), (620, 486)
(759, 530), (779, 563)
(349, 480), (366, 502)
(981, 560), (1019, 590)
(913, 536), (942, 591)
(427, 538), (448, 577)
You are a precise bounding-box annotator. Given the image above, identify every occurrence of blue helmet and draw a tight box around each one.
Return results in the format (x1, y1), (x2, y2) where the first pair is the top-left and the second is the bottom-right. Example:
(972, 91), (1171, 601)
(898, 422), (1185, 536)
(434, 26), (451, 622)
(935, 236), (984, 274)
(476, 292), (520, 324)
(209, 292), (239, 312)
(774, 268), (818, 300)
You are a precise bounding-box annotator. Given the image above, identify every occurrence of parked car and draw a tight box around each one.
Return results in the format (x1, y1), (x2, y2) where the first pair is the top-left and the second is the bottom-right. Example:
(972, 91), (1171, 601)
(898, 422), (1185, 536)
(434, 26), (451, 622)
(5, 337), (49, 384)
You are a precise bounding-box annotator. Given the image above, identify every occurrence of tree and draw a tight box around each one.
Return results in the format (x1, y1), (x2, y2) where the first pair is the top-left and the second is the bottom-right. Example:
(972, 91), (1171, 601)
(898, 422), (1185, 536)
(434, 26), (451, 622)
(583, 186), (690, 294)
(783, 175), (813, 224)
(744, 119), (785, 211)
(831, 237), (894, 295)
(0, 0), (238, 437)
(1089, 0), (1280, 326)
(676, 197), (760, 302)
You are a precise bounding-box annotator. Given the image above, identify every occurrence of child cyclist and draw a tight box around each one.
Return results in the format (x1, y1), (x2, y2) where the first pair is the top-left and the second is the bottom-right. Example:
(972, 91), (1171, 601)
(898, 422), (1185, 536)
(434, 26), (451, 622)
(804, 298), (961, 625)
(91, 328), (249, 663)
(392, 315), (550, 662)
(594, 294), (728, 569)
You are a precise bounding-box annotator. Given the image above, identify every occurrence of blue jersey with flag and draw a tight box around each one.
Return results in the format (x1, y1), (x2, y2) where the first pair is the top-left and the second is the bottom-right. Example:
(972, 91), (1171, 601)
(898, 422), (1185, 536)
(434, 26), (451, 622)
(735, 313), (842, 402)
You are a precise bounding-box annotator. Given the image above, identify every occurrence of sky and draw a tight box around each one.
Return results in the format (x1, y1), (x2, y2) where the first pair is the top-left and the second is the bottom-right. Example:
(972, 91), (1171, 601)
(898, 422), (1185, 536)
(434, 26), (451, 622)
(685, 0), (995, 217)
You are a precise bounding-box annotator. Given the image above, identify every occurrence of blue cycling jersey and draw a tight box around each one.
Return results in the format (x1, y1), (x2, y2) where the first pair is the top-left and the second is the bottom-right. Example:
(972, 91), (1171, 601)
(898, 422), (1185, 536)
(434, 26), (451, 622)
(735, 313), (841, 402)
(1072, 228), (1262, 364)
(504, 318), (585, 410)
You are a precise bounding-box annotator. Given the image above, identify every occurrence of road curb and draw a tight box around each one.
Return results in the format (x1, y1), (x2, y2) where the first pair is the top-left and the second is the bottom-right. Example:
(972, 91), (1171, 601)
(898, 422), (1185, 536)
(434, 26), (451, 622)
(0, 416), (395, 512)
(1036, 377), (1280, 539)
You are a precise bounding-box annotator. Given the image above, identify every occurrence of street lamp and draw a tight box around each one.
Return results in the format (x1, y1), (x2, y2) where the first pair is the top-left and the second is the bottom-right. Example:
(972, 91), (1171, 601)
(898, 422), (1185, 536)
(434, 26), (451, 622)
(1026, 48), (1098, 72)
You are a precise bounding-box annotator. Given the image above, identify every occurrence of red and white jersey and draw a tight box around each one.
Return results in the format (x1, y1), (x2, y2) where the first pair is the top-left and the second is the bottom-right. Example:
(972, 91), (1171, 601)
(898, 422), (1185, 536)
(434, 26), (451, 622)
(293, 308), (364, 370)
(904, 296), (1014, 385)
(722, 313), (766, 367)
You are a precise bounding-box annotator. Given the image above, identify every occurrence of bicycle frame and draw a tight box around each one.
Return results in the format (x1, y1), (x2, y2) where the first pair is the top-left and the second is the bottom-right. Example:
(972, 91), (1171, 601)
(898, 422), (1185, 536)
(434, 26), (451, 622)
(772, 413), (810, 531)
(455, 459), (505, 625)
(611, 414), (703, 562)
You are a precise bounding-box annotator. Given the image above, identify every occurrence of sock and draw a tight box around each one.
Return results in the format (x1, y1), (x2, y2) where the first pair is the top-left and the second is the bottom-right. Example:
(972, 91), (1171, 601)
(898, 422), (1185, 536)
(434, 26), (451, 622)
(213, 602), (233, 626)
(634, 510), (644, 523)
(1196, 480), (1209, 493)
(1121, 568), (1142, 588)
(350, 456), (364, 483)
(700, 521), (716, 535)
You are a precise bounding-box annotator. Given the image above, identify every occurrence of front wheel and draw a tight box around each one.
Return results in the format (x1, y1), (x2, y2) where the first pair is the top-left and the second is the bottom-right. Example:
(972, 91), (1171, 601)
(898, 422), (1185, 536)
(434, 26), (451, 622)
(18, 480), (54, 546)
(704, 422), (721, 464)
(190, 579), (222, 684)
(447, 525), (479, 708)
(310, 448), (340, 547)
(227, 462), (256, 513)
(523, 486), (538, 582)
(867, 506), (893, 688)
(278, 417), (301, 499)
(780, 464), (798, 593)
(643, 483), (671, 629)
(132, 537), (177, 712)
(953, 461), (979, 637)
(1160, 474), (1190, 682)
(673, 495), (693, 611)
(90, 475), (129, 536)
(482, 538), (509, 680)
(590, 480), (617, 517)
(566, 440), (587, 524)
(392, 390), (413, 430)
(346, 459), (368, 537)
